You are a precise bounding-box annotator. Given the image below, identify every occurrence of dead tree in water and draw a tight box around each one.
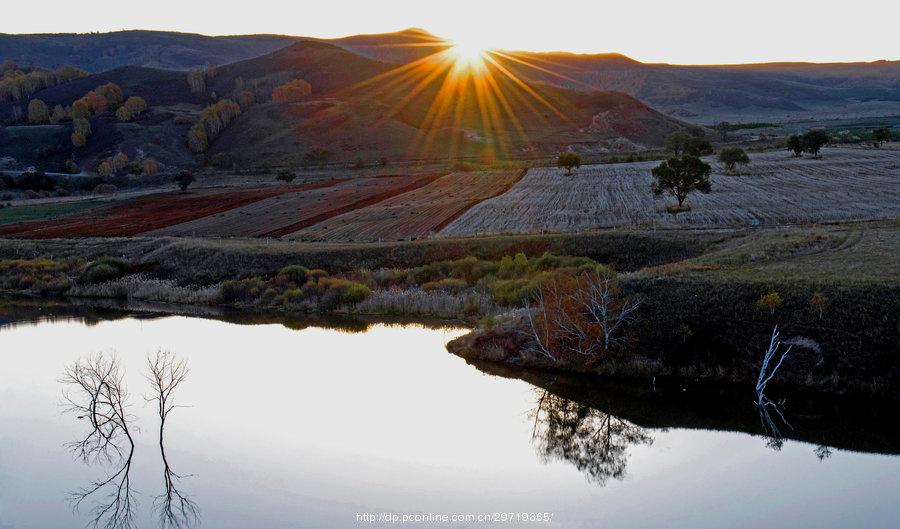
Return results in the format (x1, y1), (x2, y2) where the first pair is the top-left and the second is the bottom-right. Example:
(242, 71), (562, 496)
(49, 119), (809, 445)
(146, 350), (199, 529)
(61, 353), (136, 529)
(525, 271), (640, 360)
(755, 326), (793, 442)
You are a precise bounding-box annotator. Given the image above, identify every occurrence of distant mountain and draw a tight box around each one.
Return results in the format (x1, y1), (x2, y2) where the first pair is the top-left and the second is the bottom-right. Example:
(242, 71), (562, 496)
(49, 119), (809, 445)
(0, 30), (298, 71)
(2, 29), (897, 123)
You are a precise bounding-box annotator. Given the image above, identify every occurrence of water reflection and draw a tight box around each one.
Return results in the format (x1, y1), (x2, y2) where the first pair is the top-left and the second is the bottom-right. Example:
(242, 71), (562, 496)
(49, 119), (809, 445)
(61, 350), (198, 529)
(61, 353), (137, 529)
(146, 351), (199, 529)
(530, 386), (652, 485)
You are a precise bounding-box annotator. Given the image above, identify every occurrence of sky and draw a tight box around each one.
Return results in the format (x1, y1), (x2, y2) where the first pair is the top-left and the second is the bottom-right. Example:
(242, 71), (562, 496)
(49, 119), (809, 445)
(1, 0), (898, 64)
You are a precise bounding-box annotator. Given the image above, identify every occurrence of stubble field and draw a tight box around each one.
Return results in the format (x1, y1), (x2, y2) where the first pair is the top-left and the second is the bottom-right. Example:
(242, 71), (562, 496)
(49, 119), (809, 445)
(441, 148), (900, 236)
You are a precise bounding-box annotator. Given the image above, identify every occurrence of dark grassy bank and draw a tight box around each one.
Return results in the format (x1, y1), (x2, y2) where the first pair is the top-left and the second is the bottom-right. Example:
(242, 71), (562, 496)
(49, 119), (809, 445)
(0, 229), (721, 284)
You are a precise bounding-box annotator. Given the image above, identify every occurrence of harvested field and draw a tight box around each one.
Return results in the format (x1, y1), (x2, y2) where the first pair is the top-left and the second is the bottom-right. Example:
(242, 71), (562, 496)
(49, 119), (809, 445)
(0, 182), (339, 238)
(289, 169), (526, 242)
(148, 174), (441, 238)
(441, 148), (900, 235)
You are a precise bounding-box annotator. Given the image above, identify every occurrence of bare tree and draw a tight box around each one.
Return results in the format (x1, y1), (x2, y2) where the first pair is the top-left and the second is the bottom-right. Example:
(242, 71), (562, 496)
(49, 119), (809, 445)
(525, 272), (640, 360)
(755, 326), (793, 443)
(61, 353), (137, 529)
(145, 350), (199, 529)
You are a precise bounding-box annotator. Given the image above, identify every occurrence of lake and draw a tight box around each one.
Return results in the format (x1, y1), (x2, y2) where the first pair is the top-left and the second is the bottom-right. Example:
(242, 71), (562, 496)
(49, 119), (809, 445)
(0, 302), (897, 529)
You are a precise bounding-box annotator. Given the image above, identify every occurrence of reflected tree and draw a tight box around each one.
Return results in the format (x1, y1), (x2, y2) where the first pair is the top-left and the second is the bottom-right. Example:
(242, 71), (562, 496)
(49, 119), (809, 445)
(61, 353), (137, 529)
(145, 350), (199, 529)
(529, 388), (652, 485)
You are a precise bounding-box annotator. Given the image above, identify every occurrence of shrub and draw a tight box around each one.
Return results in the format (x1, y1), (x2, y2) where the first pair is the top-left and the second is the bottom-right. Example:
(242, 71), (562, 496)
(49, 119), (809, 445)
(279, 265), (309, 284)
(756, 291), (784, 315)
(219, 277), (266, 303)
(422, 277), (468, 293)
(93, 183), (117, 194)
(79, 257), (131, 284)
(276, 169), (296, 183)
(718, 147), (750, 173)
(175, 170), (195, 192)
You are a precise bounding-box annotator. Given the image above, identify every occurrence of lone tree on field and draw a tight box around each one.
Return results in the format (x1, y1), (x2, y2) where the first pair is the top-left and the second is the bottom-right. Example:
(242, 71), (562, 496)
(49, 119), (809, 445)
(802, 130), (829, 158)
(557, 152), (581, 175)
(718, 146), (750, 174)
(651, 155), (712, 211)
(174, 170), (195, 192)
(873, 128), (892, 146)
(787, 135), (803, 157)
(756, 290), (783, 315)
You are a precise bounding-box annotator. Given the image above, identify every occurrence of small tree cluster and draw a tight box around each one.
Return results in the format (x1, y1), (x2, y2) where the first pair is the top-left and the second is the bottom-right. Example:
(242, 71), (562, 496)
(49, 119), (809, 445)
(665, 131), (714, 157)
(787, 130), (829, 158)
(0, 65), (87, 103)
(115, 96), (148, 122)
(186, 99), (241, 153)
(271, 79), (312, 103)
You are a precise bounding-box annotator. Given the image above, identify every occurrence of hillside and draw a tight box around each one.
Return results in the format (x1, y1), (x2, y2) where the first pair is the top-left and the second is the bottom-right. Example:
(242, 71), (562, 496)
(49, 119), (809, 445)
(0, 40), (689, 169)
(3, 29), (897, 123)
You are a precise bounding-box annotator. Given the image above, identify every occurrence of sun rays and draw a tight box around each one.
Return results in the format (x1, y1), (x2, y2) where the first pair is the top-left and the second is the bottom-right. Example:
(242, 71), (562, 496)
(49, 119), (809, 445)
(341, 34), (575, 161)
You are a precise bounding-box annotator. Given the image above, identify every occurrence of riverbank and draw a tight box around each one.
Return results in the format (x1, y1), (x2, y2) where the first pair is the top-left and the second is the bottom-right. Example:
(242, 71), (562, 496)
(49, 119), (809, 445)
(2, 221), (897, 396)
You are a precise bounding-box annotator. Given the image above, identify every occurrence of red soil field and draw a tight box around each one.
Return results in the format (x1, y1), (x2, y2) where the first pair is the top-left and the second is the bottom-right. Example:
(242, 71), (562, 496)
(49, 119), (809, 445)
(0, 181), (341, 238)
(146, 173), (443, 238)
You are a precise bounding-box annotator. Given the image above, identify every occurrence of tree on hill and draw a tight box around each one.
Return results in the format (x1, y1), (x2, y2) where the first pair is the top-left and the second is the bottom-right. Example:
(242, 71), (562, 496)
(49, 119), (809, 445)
(50, 104), (66, 123)
(70, 99), (91, 119)
(116, 96), (148, 122)
(83, 91), (108, 114)
(271, 79), (313, 103)
(27, 99), (49, 124)
(186, 99), (241, 153)
(787, 135), (803, 157)
(873, 128), (892, 146)
(718, 147), (750, 174)
(651, 155), (712, 210)
(557, 152), (581, 175)
(142, 158), (159, 177)
(175, 170), (195, 192)
(187, 70), (206, 94)
(666, 131), (714, 157)
(802, 130), (829, 158)
(97, 83), (124, 109)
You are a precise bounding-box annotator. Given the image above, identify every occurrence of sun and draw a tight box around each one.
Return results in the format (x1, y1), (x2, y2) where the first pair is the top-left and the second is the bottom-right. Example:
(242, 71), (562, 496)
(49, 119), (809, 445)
(447, 37), (489, 72)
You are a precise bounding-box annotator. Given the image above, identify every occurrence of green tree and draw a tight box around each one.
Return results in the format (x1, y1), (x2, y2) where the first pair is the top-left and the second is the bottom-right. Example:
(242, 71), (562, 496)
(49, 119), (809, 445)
(787, 134), (803, 157)
(802, 130), (829, 158)
(872, 128), (892, 146)
(666, 131), (714, 157)
(651, 155), (712, 209)
(718, 147), (750, 173)
(557, 152), (581, 175)
(174, 170), (195, 192)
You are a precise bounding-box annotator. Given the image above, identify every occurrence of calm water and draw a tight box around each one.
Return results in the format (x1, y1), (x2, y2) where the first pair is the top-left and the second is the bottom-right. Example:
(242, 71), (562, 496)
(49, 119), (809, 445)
(0, 304), (898, 529)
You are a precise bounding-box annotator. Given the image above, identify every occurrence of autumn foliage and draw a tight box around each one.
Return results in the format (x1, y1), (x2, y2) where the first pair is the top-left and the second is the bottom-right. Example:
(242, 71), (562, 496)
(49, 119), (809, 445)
(271, 79), (312, 103)
(187, 99), (241, 153)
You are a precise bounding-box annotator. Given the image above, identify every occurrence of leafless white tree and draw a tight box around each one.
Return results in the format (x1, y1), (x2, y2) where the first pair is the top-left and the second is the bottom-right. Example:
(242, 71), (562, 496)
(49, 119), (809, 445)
(756, 326), (793, 442)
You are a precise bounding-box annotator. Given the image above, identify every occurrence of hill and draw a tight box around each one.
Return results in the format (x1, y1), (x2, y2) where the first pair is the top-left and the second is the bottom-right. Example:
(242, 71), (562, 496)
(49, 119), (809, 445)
(3, 29), (897, 123)
(0, 40), (690, 170)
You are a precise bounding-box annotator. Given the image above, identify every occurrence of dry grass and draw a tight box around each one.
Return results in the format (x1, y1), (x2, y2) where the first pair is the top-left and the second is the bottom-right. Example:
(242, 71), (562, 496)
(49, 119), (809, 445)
(441, 148), (900, 234)
(289, 169), (525, 242)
